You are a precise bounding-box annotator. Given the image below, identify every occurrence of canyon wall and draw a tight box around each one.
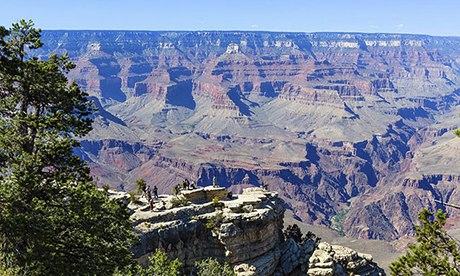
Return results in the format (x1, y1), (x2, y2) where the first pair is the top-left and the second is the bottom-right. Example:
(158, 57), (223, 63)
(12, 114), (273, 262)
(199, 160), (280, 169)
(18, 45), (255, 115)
(36, 31), (460, 241)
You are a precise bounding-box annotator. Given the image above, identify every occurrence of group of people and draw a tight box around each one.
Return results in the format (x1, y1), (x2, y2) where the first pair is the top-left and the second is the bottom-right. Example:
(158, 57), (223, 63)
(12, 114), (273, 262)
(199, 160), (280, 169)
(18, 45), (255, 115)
(143, 185), (159, 210)
(173, 179), (197, 195)
(141, 177), (269, 210)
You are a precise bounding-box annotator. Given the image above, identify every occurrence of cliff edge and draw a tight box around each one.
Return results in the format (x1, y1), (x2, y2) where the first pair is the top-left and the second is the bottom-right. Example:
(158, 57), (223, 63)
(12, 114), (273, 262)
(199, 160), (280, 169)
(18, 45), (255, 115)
(110, 187), (384, 275)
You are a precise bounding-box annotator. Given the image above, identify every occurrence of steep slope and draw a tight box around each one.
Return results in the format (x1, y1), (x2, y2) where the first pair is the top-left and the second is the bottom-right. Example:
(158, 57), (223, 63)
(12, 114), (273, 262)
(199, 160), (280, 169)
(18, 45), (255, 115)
(343, 106), (460, 240)
(36, 31), (460, 241)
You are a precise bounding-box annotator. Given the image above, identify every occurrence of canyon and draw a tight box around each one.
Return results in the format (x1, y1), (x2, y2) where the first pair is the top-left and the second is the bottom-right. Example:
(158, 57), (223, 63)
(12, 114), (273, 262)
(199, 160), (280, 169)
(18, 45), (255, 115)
(35, 30), (460, 242)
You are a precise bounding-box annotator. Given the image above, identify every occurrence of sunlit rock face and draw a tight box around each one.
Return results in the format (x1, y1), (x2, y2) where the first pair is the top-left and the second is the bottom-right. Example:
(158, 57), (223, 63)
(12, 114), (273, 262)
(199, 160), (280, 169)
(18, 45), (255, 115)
(111, 187), (384, 275)
(40, 31), (460, 241)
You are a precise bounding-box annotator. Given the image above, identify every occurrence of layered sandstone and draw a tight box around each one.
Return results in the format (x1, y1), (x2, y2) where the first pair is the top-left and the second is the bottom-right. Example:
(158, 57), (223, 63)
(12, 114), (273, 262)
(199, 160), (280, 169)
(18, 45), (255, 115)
(112, 187), (384, 275)
(35, 31), (460, 242)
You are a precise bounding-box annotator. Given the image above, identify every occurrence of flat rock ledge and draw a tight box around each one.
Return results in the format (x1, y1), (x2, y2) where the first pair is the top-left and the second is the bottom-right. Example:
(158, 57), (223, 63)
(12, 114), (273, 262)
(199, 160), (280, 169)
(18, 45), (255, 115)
(109, 187), (385, 275)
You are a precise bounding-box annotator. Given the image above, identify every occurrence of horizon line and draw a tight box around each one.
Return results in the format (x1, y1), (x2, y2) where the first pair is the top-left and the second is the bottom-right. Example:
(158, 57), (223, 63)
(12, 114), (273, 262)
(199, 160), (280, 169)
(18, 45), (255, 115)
(39, 29), (460, 39)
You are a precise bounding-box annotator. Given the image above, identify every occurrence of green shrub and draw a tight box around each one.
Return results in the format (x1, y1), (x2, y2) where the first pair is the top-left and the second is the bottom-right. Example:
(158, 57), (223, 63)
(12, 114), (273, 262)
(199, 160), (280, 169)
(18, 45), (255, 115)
(0, 265), (19, 276)
(304, 230), (321, 246)
(454, 128), (460, 138)
(0, 254), (20, 276)
(283, 224), (321, 245)
(283, 224), (303, 243)
(195, 258), (235, 276)
(170, 196), (189, 208)
(112, 264), (140, 276)
(205, 212), (224, 232)
(136, 179), (147, 195)
(141, 249), (183, 276)
(212, 196), (224, 208)
(128, 191), (141, 204)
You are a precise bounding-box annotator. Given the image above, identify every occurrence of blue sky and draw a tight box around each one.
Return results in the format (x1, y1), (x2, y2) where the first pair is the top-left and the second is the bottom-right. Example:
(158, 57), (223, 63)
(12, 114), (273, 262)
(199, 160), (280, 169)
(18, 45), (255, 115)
(1, 0), (459, 36)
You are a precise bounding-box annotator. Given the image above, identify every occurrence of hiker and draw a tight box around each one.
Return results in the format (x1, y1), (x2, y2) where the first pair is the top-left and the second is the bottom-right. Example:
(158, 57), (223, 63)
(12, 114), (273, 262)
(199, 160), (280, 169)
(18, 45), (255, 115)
(190, 181), (196, 189)
(148, 197), (154, 210)
(212, 176), (219, 188)
(182, 179), (189, 190)
(185, 179), (191, 190)
(146, 186), (152, 202)
(153, 185), (158, 199)
(173, 185), (181, 195)
(142, 184), (149, 198)
(262, 183), (269, 191)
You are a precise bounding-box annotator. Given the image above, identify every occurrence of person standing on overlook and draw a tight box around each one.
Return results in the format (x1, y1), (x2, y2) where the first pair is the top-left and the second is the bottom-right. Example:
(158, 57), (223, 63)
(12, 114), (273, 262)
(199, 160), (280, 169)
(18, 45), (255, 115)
(153, 185), (158, 199)
(212, 177), (219, 188)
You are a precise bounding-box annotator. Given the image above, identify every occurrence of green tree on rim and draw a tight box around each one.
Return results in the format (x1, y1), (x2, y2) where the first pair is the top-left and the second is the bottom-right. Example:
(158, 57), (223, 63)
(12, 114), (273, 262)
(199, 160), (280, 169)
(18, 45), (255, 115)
(390, 209), (460, 275)
(0, 20), (135, 275)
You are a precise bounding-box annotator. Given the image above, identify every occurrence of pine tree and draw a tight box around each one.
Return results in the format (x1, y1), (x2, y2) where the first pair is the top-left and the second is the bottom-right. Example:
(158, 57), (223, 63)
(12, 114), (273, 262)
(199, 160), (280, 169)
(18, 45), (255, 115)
(390, 209), (460, 275)
(0, 20), (135, 275)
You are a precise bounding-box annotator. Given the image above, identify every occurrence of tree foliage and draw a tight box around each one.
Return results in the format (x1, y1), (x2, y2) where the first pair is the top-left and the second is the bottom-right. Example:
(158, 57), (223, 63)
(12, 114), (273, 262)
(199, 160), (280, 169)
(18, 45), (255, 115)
(0, 20), (135, 275)
(195, 258), (235, 276)
(390, 209), (460, 275)
(283, 224), (321, 247)
(284, 224), (303, 243)
(139, 249), (183, 276)
(136, 178), (147, 195)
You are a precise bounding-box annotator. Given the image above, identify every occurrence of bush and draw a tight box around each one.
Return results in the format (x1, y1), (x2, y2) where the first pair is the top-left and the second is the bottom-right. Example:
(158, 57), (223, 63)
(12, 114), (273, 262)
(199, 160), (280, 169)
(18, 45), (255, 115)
(195, 258), (235, 276)
(454, 128), (460, 138)
(128, 191), (141, 204)
(170, 196), (189, 208)
(304, 231), (321, 246)
(140, 249), (182, 276)
(284, 224), (303, 243)
(205, 212), (224, 232)
(283, 224), (321, 245)
(0, 252), (20, 276)
(0, 265), (19, 276)
(136, 178), (147, 195)
(212, 196), (224, 208)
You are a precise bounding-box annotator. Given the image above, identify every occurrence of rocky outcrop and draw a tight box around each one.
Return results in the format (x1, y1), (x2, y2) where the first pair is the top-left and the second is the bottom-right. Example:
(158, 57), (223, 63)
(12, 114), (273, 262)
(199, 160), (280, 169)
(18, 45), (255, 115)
(130, 187), (285, 275)
(113, 187), (384, 275)
(306, 243), (383, 276)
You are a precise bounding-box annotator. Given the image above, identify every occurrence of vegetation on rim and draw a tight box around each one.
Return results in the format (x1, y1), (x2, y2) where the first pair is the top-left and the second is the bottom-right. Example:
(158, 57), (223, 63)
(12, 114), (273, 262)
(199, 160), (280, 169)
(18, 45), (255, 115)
(0, 20), (135, 274)
(390, 209), (460, 275)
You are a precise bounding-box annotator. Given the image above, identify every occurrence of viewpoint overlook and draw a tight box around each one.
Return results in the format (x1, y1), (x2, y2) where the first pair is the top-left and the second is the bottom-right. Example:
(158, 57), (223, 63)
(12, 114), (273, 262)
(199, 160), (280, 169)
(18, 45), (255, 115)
(2, 0), (460, 274)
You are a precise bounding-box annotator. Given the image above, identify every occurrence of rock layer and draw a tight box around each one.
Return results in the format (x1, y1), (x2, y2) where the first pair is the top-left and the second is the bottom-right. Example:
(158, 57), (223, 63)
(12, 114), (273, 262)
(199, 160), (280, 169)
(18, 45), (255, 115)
(115, 187), (384, 275)
(35, 31), (460, 241)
